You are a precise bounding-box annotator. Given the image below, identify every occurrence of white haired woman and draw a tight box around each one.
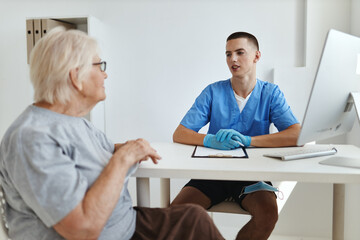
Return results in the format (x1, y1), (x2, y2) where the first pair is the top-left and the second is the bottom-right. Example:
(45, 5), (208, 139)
(0, 27), (224, 240)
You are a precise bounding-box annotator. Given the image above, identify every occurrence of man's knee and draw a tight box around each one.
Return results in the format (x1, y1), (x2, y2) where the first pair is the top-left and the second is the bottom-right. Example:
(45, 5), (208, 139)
(251, 193), (278, 230)
(256, 203), (278, 227)
(243, 192), (278, 226)
(171, 187), (211, 209)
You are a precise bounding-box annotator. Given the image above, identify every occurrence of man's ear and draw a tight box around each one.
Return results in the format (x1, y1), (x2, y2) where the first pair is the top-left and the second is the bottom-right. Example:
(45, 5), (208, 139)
(69, 68), (82, 91)
(254, 50), (261, 63)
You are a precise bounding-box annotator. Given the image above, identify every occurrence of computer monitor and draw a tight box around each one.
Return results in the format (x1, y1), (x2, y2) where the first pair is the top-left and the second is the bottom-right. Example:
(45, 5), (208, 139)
(296, 29), (360, 168)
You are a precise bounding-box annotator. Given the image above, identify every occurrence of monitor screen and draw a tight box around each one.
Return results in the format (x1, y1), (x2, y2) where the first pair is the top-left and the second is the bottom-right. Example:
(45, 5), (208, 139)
(297, 29), (360, 146)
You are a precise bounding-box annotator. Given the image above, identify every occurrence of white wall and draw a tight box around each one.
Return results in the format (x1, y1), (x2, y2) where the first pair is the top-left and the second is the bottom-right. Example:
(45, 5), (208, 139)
(347, 0), (360, 147)
(305, 0), (351, 67)
(0, 0), (359, 238)
(344, 1), (360, 239)
(103, 0), (305, 143)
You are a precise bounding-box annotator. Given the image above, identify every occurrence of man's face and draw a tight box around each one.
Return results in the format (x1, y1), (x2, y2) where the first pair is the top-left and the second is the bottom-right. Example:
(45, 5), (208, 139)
(225, 38), (260, 79)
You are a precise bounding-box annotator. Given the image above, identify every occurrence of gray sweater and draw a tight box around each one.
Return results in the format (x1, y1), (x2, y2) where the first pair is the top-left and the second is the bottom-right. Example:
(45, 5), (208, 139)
(0, 105), (137, 240)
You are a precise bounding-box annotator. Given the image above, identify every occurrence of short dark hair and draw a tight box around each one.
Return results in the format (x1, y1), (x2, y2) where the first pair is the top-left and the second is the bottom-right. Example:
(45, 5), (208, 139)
(226, 32), (259, 50)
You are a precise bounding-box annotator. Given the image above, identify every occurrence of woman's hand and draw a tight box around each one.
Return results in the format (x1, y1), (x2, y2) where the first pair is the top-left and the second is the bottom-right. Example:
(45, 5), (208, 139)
(54, 138), (160, 240)
(113, 139), (161, 167)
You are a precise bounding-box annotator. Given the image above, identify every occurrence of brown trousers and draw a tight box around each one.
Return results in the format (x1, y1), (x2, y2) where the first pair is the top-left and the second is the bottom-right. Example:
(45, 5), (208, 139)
(131, 203), (224, 240)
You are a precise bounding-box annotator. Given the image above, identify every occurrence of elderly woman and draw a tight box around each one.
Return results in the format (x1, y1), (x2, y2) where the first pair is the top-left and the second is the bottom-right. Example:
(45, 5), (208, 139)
(0, 28), (224, 240)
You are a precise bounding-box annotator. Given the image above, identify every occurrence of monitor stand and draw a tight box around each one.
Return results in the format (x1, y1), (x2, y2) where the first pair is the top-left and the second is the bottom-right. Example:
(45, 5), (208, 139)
(319, 92), (360, 169)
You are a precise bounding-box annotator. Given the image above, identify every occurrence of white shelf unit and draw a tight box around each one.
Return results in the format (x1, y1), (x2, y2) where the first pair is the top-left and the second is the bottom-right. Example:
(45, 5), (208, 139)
(26, 15), (108, 133)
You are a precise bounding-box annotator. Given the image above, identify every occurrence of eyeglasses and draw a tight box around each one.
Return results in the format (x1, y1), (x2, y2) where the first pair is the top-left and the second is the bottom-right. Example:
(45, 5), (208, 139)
(92, 61), (107, 72)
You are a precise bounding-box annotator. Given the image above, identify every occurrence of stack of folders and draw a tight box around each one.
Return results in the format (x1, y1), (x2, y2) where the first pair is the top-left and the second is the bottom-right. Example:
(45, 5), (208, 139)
(26, 19), (76, 63)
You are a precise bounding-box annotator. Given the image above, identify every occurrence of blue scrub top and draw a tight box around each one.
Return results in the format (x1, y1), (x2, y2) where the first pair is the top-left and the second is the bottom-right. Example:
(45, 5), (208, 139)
(180, 79), (299, 137)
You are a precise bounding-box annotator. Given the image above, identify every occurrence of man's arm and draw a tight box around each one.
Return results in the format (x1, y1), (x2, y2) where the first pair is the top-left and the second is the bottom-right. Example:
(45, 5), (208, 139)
(53, 139), (161, 240)
(173, 124), (206, 146)
(250, 123), (301, 147)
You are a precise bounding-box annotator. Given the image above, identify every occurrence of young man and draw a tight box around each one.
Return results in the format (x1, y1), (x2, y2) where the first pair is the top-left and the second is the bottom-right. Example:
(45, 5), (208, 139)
(171, 32), (300, 240)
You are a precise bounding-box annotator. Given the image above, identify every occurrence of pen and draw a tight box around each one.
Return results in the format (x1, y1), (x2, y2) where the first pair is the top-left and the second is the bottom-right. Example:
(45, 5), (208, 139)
(236, 141), (244, 147)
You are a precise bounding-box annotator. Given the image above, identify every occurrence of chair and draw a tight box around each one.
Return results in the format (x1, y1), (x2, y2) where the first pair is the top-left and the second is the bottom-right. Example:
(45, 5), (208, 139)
(207, 181), (297, 215)
(208, 197), (249, 214)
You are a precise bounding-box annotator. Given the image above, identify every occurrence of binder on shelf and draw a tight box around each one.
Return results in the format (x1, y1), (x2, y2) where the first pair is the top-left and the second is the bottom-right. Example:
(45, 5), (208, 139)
(41, 19), (75, 37)
(33, 19), (42, 45)
(26, 18), (77, 64)
(26, 19), (34, 64)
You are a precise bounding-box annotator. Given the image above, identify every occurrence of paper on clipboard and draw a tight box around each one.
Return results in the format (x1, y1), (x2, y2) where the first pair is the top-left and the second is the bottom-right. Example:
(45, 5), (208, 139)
(192, 146), (248, 158)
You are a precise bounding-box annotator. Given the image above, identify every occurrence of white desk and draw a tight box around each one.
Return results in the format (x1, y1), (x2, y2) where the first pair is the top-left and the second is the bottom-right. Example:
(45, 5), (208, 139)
(134, 142), (360, 240)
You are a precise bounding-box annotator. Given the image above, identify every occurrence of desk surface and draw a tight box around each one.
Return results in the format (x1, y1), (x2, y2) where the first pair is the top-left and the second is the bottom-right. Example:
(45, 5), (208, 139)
(134, 142), (360, 183)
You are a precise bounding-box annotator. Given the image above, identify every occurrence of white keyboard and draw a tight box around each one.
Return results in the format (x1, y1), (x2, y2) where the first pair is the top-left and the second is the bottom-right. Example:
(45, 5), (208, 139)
(263, 147), (337, 161)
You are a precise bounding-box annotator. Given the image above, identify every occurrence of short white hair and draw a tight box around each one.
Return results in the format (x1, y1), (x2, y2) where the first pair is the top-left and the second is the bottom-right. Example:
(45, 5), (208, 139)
(29, 27), (99, 104)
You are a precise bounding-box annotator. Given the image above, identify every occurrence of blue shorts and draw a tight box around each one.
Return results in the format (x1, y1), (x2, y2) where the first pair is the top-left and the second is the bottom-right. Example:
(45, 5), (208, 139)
(184, 179), (273, 210)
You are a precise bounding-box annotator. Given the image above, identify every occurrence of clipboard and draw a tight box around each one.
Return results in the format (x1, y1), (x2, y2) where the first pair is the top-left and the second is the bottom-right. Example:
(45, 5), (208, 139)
(191, 146), (248, 158)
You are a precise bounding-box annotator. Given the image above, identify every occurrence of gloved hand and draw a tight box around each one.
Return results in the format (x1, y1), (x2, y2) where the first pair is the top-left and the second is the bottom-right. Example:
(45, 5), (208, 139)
(215, 129), (251, 147)
(216, 129), (242, 142)
(232, 134), (251, 147)
(203, 134), (240, 150)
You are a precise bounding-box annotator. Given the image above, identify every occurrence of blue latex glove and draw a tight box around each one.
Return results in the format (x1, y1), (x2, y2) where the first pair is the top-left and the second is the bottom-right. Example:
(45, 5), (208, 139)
(203, 134), (240, 150)
(215, 129), (251, 147)
(216, 129), (243, 142)
(232, 134), (251, 147)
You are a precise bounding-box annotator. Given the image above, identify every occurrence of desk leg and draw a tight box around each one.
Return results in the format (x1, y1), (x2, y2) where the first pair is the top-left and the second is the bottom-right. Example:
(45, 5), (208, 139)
(333, 184), (345, 240)
(136, 177), (150, 207)
(160, 178), (170, 208)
